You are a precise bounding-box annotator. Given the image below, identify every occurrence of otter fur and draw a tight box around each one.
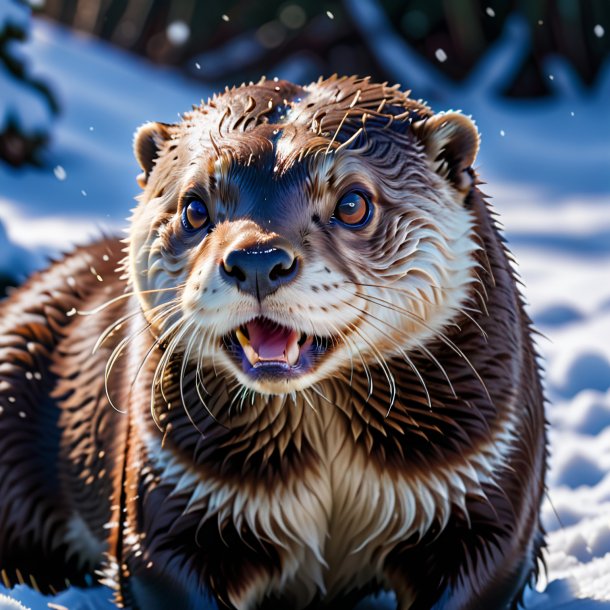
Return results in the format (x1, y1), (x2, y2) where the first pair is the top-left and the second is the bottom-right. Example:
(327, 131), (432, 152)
(0, 76), (546, 609)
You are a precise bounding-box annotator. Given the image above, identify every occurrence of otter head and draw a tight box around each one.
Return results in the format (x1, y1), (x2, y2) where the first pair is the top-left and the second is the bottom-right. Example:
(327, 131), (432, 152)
(128, 76), (480, 403)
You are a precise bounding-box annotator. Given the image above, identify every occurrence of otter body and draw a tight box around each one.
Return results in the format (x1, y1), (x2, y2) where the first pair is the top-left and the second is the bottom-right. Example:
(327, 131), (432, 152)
(0, 77), (546, 609)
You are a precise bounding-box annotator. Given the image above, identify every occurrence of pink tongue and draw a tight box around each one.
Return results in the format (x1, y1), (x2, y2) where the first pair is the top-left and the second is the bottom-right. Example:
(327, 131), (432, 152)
(247, 319), (292, 360)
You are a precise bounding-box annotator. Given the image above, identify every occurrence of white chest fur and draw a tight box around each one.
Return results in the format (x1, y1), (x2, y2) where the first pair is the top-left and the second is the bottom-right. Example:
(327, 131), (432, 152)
(140, 399), (513, 609)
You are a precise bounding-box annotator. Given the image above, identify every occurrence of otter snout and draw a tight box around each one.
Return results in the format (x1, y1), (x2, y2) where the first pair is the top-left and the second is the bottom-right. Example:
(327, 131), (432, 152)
(220, 243), (299, 300)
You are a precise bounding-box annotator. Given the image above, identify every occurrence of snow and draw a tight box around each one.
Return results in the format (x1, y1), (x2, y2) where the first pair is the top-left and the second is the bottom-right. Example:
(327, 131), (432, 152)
(347, 0), (610, 195)
(0, 52), (53, 134)
(1, 12), (610, 610)
(0, 1), (54, 137)
(167, 20), (190, 46)
(0, 17), (210, 259)
(52, 164), (66, 180)
(0, 594), (29, 609)
(0, 218), (37, 282)
(0, 0), (29, 32)
(435, 48), (447, 62)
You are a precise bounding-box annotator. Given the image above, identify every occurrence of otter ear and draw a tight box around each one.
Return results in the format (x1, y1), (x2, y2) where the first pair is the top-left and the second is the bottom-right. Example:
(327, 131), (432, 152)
(413, 112), (479, 195)
(133, 122), (172, 188)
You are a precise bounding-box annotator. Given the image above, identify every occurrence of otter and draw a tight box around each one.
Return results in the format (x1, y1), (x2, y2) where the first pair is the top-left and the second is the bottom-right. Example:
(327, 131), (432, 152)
(0, 76), (546, 610)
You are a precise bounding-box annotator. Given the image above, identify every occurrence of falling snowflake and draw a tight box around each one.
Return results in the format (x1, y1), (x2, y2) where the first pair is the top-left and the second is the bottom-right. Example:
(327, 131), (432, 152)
(500, 129), (506, 136)
(435, 48), (447, 63)
(326, 10), (334, 19)
(594, 24), (605, 38)
(54, 165), (66, 180)
(222, 14), (230, 22)
(486, 7), (495, 17)
(166, 21), (190, 45)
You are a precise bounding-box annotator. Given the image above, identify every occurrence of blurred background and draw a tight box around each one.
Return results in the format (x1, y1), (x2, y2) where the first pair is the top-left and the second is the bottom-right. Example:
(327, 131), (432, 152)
(2, 0), (610, 166)
(1, 1), (610, 608)
(26, 0), (610, 93)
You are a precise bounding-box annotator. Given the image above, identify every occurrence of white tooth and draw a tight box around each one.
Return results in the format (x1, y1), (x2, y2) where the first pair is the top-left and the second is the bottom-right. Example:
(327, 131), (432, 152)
(243, 343), (259, 366)
(286, 338), (300, 366)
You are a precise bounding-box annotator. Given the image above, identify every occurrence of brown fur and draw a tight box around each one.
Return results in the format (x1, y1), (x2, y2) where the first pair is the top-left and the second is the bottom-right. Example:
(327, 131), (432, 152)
(0, 76), (546, 609)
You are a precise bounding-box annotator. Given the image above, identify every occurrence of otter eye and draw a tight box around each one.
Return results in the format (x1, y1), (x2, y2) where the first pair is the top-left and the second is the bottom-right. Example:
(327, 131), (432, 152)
(333, 191), (372, 228)
(182, 199), (210, 232)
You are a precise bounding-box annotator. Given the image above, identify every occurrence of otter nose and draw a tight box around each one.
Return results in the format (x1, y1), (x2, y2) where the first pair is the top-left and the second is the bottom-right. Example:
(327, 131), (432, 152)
(220, 245), (299, 300)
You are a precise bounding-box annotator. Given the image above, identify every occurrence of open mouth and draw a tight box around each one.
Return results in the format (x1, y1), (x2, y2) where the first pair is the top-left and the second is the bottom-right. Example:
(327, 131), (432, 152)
(223, 317), (331, 379)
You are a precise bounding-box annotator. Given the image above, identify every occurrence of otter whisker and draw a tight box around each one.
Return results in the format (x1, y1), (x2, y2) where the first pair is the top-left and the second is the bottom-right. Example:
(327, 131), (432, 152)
(329, 319), (374, 398)
(129, 309), (183, 391)
(97, 303), (180, 444)
(347, 291), (457, 398)
(453, 307), (488, 341)
(100, 301), (178, 372)
(346, 281), (462, 329)
(348, 279), (489, 339)
(150, 324), (186, 430)
(340, 321), (375, 400)
(327, 320), (356, 387)
(236, 385), (251, 417)
(368, 304), (491, 401)
(210, 321), (221, 377)
(348, 290), (490, 402)
(228, 384), (246, 421)
(361, 290), (485, 372)
(156, 338), (179, 407)
(104, 331), (138, 414)
(127, 305), (183, 429)
(179, 324), (207, 437)
(411, 341), (457, 399)
(345, 319), (397, 413)
(227, 374), (253, 418)
(77, 283), (186, 316)
(158, 319), (191, 397)
(195, 334), (210, 396)
(93, 307), (148, 355)
(161, 422), (173, 449)
(354, 310), (432, 413)
(300, 388), (318, 415)
(308, 383), (332, 406)
(100, 299), (183, 415)
(339, 296), (431, 413)
(151, 318), (189, 429)
(93, 290), (182, 356)
(194, 335), (222, 426)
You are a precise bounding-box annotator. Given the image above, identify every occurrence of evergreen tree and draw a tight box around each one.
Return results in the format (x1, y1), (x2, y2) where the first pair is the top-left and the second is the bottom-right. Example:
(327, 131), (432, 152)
(0, 0), (58, 166)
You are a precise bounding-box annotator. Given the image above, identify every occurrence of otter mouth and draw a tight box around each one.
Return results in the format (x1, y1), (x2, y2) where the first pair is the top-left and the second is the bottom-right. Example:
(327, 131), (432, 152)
(223, 317), (331, 379)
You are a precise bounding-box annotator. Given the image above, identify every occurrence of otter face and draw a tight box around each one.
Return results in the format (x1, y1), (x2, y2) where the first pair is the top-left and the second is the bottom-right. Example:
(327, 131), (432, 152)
(129, 77), (480, 398)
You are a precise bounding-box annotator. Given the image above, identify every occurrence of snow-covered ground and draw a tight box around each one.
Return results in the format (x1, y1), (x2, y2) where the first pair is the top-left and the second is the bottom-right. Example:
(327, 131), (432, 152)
(1, 13), (609, 610)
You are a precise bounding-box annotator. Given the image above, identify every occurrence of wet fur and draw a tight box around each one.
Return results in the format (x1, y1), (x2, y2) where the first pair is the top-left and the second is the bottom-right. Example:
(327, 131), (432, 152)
(0, 76), (546, 609)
